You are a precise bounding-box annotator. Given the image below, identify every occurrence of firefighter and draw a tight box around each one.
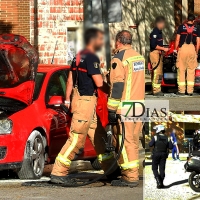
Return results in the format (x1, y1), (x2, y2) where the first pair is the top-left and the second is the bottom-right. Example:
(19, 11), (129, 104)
(174, 14), (200, 96)
(149, 125), (173, 189)
(149, 16), (169, 96)
(107, 30), (145, 187)
(50, 28), (117, 184)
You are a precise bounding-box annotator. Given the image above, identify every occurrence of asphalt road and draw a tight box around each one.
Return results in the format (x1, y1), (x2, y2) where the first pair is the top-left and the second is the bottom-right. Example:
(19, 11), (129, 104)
(0, 178), (143, 200)
(145, 158), (200, 200)
(0, 170), (143, 200)
(0, 149), (144, 200)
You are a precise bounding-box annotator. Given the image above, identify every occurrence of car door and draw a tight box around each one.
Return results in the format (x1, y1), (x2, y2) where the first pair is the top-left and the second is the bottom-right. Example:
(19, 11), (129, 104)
(45, 70), (70, 159)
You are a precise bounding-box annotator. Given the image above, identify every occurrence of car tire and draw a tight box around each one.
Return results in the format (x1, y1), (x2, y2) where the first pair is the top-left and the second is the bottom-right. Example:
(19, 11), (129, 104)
(17, 130), (46, 179)
(188, 171), (200, 192)
(90, 158), (102, 170)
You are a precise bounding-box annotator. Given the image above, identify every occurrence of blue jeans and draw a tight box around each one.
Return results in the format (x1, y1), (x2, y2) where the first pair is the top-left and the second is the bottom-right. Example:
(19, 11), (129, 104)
(172, 145), (179, 160)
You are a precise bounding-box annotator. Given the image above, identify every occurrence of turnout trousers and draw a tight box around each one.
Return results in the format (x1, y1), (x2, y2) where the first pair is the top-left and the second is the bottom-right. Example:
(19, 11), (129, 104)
(51, 91), (116, 176)
(111, 121), (142, 182)
(176, 43), (198, 94)
(149, 50), (163, 94)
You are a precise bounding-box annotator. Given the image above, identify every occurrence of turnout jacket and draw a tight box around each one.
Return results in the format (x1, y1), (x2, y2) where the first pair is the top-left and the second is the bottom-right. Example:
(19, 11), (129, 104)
(107, 46), (145, 113)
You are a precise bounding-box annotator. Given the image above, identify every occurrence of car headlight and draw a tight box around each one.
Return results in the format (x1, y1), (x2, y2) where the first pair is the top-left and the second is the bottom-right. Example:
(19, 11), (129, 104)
(0, 119), (13, 134)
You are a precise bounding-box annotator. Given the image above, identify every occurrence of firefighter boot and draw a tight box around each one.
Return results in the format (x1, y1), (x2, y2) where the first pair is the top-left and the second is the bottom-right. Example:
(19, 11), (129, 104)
(50, 175), (77, 186)
(155, 176), (162, 189)
(111, 178), (139, 188)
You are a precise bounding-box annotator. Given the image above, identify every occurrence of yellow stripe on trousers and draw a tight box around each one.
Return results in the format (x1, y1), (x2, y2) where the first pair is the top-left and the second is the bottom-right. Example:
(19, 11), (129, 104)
(187, 81), (194, 86)
(119, 135), (139, 170)
(63, 133), (79, 158)
(119, 135), (129, 164)
(56, 153), (71, 166)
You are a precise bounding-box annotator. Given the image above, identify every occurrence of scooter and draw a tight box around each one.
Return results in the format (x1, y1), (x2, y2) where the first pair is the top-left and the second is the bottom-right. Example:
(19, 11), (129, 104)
(184, 140), (200, 192)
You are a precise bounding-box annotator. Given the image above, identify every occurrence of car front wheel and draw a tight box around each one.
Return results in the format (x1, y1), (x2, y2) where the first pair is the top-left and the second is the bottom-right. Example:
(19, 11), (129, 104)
(17, 130), (46, 179)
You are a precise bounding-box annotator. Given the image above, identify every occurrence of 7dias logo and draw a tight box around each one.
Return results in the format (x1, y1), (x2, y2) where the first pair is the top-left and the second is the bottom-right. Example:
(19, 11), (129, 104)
(121, 100), (169, 122)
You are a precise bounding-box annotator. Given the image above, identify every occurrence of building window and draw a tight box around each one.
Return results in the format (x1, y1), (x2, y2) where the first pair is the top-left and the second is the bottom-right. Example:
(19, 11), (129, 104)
(184, 123), (200, 138)
(67, 29), (77, 65)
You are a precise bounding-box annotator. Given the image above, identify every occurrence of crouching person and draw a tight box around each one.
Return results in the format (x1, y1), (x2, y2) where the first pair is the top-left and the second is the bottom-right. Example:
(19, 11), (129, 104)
(149, 125), (173, 188)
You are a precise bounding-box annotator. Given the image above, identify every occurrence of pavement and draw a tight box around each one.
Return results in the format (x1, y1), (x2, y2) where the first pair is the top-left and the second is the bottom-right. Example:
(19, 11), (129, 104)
(0, 149), (144, 200)
(145, 93), (200, 111)
(144, 158), (200, 200)
(145, 73), (200, 111)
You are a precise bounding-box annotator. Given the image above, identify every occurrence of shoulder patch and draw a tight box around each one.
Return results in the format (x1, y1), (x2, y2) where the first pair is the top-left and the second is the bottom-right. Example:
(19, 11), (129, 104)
(94, 62), (100, 68)
(112, 62), (117, 69)
(114, 50), (126, 61)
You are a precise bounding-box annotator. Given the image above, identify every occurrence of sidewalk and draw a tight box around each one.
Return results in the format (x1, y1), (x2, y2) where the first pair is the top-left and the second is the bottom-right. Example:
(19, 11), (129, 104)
(145, 159), (199, 200)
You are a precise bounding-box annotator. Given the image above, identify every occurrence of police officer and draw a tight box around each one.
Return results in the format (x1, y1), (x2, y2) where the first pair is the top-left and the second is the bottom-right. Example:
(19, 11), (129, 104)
(149, 125), (173, 189)
(174, 14), (200, 96)
(107, 30), (145, 187)
(150, 16), (169, 96)
(50, 28), (117, 184)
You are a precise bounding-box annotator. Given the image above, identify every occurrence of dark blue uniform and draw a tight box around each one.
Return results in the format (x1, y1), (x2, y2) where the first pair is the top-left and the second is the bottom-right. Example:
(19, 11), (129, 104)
(149, 134), (173, 181)
(71, 50), (101, 96)
(150, 27), (163, 51)
(177, 24), (200, 47)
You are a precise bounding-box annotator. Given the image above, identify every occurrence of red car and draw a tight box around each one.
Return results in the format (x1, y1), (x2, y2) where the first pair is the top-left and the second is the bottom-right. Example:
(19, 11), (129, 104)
(0, 35), (97, 179)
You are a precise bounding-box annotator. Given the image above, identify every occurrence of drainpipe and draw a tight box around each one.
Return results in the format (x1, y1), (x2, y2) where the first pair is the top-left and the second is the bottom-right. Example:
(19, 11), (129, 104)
(33, 0), (38, 50)
(182, 0), (188, 22)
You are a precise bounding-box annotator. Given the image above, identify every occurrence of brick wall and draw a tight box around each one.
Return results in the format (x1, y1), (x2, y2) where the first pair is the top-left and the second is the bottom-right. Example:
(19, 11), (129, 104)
(194, 0), (200, 15)
(0, 0), (30, 41)
(30, 0), (83, 64)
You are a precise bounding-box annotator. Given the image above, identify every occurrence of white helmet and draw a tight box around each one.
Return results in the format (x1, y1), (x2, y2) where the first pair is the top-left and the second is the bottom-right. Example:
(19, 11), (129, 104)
(153, 125), (165, 134)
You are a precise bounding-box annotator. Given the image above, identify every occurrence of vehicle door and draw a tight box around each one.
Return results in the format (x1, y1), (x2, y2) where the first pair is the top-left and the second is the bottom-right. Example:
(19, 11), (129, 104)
(45, 70), (70, 159)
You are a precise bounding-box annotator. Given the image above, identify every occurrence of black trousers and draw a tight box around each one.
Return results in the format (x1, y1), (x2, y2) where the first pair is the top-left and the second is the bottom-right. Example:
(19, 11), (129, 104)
(152, 152), (168, 179)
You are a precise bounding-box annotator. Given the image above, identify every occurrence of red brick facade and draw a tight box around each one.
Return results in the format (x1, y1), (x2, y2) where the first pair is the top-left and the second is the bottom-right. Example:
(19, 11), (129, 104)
(30, 0), (83, 64)
(0, 0), (30, 40)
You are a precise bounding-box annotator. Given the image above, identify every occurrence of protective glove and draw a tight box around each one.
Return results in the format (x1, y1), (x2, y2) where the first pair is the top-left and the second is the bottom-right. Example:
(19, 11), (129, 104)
(108, 110), (117, 124)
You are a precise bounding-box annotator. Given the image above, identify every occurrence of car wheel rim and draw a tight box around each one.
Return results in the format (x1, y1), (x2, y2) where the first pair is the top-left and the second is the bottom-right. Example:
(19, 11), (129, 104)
(193, 174), (200, 188)
(32, 137), (44, 175)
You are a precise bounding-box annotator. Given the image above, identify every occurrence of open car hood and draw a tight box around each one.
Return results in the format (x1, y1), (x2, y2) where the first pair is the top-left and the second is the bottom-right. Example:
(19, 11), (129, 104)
(0, 34), (38, 105)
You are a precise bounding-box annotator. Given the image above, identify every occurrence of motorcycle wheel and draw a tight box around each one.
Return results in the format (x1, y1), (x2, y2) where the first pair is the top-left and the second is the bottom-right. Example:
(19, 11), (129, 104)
(189, 171), (200, 192)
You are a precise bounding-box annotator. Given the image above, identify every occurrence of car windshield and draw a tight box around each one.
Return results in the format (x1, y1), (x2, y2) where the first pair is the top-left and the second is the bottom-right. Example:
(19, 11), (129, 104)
(33, 72), (46, 100)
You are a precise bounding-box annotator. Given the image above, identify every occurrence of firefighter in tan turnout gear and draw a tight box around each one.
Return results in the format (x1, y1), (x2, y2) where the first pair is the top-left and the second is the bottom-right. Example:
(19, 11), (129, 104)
(150, 16), (169, 96)
(107, 30), (145, 187)
(50, 28), (117, 185)
(175, 14), (200, 96)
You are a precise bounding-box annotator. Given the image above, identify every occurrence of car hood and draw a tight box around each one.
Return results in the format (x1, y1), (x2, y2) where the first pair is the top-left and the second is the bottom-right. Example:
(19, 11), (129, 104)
(0, 34), (38, 105)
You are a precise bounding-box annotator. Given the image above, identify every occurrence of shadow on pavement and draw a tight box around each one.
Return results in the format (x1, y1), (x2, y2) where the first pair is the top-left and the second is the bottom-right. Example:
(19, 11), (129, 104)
(164, 179), (188, 189)
(0, 170), (18, 180)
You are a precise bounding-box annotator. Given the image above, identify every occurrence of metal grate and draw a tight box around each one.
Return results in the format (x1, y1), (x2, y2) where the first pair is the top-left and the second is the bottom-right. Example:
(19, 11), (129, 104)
(0, 147), (7, 160)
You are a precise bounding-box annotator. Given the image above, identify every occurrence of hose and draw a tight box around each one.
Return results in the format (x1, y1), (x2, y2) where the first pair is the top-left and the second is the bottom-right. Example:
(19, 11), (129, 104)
(57, 106), (126, 187)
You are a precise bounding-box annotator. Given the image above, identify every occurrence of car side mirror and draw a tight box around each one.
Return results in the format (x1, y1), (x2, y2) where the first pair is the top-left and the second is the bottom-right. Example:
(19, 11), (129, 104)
(48, 96), (64, 106)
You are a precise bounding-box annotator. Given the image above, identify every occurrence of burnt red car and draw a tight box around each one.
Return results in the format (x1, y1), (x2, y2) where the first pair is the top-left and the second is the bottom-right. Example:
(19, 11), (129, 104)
(0, 35), (98, 179)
